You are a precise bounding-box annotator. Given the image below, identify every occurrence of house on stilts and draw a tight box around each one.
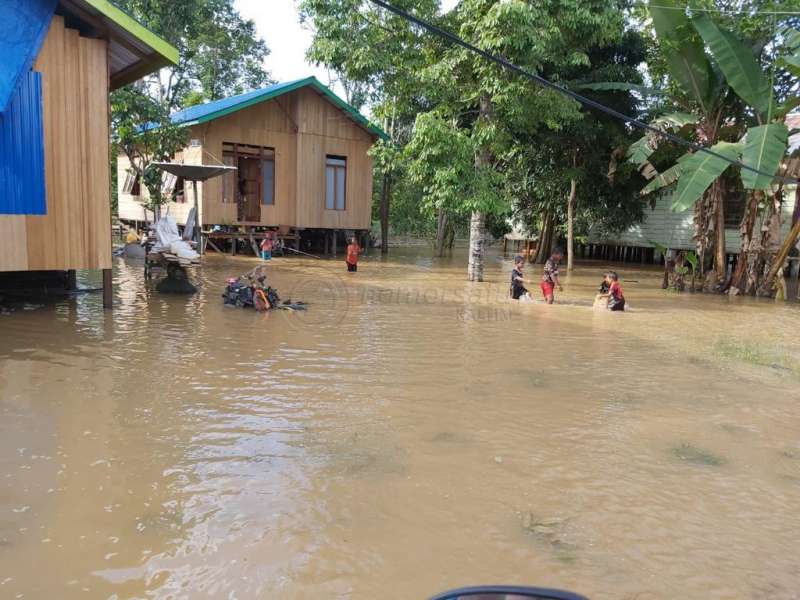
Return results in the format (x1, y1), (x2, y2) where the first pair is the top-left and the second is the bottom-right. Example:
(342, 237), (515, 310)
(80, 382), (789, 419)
(0, 0), (178, 308)
(116, 77), (388, 254)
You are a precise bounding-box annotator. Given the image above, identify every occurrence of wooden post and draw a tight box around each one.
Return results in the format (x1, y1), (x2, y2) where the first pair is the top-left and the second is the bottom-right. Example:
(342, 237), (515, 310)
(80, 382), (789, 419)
(66, 269), (77, 291)
(332, 230), (337, 257)
(193, 180), (202, 256)
(102, 269), (112, 309)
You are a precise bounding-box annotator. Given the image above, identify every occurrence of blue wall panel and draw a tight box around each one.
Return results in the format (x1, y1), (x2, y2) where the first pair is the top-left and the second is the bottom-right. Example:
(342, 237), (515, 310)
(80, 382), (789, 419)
(0, 0), (56, 113)
(0, 71), (47, 215)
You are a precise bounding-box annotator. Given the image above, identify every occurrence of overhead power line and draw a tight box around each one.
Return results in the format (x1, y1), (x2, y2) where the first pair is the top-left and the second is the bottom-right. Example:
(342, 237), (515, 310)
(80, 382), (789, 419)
(365, 0), (798, 185)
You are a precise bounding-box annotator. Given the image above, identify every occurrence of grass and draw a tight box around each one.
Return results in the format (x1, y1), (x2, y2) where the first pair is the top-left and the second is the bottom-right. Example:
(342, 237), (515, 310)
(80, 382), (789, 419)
(713, 338), (798, 375)
(671, 443), (727, 466)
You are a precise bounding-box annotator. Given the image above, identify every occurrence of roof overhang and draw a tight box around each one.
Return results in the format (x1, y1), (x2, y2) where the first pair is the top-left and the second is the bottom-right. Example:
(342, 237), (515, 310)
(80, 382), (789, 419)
(59, 0), (179, 90)
(172, 77), (389, 141)
(150, 162), (237, 182)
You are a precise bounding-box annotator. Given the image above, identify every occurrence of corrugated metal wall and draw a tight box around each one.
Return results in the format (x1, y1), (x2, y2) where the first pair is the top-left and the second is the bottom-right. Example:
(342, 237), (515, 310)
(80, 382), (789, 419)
(0, 70), (47, 215)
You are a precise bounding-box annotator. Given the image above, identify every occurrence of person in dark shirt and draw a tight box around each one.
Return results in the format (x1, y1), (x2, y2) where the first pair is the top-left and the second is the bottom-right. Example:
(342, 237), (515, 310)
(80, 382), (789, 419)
(540, 248), (564, 304)
(597, 271), (626, 311)
(509, 255), (533, 300)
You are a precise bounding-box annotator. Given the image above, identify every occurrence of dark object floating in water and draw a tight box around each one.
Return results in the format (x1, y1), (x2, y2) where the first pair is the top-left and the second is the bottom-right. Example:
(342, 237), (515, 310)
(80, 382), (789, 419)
(156, 264), (197, 294)
(222, 273), (306, 311)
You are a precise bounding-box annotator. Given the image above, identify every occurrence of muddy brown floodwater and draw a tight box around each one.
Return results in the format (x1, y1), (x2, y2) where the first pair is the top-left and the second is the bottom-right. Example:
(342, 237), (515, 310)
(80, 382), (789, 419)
(1, 246), (799, 600)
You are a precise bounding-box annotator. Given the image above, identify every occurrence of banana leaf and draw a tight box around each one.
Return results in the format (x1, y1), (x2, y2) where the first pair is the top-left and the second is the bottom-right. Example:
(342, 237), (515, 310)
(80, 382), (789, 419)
(671, 142), (743, 212)
(626, 135), (654, 166)
(641, 161), (684, 195)
(652, 112), (698, 129)
(693, 15), (772, 116)
(740, 123), (789, 190)
(650, 0), (713, 112)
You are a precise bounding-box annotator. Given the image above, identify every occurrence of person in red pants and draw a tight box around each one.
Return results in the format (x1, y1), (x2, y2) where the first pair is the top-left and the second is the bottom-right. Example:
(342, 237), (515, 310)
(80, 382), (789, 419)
(540, 248), (564, 304)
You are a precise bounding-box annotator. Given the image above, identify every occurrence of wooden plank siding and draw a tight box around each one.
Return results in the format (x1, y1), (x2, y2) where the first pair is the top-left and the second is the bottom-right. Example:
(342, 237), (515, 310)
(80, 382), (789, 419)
(0, 16), (111, 272)
(588, 190), (796, 253)
(118, 85), (376, 231)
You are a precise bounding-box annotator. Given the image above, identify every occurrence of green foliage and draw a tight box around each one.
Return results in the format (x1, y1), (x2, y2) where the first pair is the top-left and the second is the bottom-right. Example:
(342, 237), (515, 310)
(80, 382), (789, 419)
(671, 142), (742, 212)
(116, 0), (272, 108)
(649, 0), (714, 111)
(741, 123), (789, 190)
(692, 14), (772, 117)
(110, 0), (271, 212)
(111, 88), (188, 210)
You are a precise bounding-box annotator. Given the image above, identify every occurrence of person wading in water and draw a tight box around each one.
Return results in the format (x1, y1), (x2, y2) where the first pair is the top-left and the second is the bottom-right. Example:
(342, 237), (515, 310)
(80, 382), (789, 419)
(510, 255), (535, 301)
(541, 248), (564, 304)
(346, 237), (361, 272)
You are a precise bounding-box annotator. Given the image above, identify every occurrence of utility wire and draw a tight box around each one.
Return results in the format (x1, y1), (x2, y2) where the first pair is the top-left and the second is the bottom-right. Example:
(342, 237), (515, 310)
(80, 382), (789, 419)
(366, 0), (798, 185)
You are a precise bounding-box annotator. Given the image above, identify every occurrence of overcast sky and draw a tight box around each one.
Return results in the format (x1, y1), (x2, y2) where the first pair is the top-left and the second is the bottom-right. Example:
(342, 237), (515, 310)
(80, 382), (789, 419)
(234, 0), (459, 93)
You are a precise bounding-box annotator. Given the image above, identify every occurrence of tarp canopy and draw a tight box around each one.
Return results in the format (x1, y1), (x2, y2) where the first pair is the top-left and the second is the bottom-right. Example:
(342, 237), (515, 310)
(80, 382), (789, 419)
(0, 0), (57, 113)
(150, 162), (237, 182)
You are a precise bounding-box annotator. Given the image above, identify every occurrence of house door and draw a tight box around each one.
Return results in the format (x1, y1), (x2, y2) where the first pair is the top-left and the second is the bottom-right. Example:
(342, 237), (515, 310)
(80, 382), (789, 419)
(237, 157), (261, 222)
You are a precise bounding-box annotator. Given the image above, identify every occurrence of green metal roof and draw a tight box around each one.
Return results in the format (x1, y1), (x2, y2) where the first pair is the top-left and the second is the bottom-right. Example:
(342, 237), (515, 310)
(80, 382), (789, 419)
(169, 76), (389, 141)
(83, 0), (178, 64)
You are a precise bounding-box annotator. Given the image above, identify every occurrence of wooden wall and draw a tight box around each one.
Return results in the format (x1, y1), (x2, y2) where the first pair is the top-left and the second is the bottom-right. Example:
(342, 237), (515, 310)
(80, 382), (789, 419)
(0, 16), (111, 272)
(117, 154), (194, 225)
(198, 93), (299, 227)
(116, 85), (377, 231)
(294, 87), (374, 230)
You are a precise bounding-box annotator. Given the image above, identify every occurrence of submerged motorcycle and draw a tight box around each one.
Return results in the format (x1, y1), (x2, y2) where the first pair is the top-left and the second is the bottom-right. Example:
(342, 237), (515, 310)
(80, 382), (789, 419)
(431, 586), (587, 600)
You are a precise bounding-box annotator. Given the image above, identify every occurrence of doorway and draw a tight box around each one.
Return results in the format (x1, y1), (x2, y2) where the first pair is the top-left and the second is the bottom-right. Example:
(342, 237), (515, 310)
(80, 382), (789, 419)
(222, 142), (275, 224)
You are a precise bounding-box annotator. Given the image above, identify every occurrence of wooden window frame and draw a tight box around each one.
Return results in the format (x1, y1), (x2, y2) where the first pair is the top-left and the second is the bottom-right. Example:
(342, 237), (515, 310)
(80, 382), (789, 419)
(222, 142), (275, 207)
(325, 155), (347, 211)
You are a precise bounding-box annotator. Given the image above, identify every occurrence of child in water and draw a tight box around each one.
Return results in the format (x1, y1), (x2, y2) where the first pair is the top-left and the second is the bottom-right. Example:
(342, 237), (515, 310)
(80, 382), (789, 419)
(510, 255), (534, 300)
(260, 233), (273, 261)
(596, 271), (625, 311)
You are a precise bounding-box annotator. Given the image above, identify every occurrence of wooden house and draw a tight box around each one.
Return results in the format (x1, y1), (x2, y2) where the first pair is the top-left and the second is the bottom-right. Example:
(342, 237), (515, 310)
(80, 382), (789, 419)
(117, 77), (388, 250)
(0, 0), (178, 307)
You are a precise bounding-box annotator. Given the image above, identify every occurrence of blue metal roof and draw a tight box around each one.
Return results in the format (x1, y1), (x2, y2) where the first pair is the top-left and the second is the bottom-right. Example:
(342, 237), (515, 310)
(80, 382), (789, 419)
(0, 0), (57, 113)
(0, 71), (47, 215)
(167, 77), (388, 140)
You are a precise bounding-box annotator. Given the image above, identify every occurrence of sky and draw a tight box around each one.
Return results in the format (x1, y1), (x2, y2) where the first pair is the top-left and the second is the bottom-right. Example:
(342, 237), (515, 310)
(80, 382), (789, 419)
(234, 0), (459, 94)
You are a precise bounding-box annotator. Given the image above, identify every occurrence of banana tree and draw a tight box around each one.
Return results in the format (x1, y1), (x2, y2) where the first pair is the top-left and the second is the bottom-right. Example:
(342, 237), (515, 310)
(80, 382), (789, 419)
(590, 1), (795, 291)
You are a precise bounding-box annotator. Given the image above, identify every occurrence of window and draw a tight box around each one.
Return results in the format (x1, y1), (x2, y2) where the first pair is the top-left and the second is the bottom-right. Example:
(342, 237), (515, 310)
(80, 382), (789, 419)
(326, 155), (346, 210)
(122, 171), (140, 195)
(161, 171), (178, 195)
(222, 154), (236, 203)
(262, 160), (274, 205)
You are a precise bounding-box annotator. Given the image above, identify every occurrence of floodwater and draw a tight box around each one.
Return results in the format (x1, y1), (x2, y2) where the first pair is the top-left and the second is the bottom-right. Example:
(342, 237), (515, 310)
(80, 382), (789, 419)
(1, 245), (799, 600)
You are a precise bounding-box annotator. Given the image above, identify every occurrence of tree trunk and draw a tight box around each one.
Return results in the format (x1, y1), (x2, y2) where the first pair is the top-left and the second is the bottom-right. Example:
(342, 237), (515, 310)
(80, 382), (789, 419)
(467, 211), (486, 281)
(728, 191), (760, 294)
(755, 191), (784, 297)
(435, 210), (449, 257)
(534, 211), (554, 264)
(380, 173), (391, 255)
(712, 180), (727, 286)
(567, 177), (576, 272)
(467, 93), (493, 282)
(762, 218), (800, 297)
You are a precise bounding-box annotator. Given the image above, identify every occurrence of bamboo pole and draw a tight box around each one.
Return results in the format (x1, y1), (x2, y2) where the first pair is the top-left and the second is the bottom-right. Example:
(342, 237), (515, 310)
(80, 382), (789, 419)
(762, 219), (800, 295)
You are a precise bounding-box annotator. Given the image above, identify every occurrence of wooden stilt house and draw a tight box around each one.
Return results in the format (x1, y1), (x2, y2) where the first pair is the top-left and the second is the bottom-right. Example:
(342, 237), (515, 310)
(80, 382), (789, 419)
(117, 77), (388, 252)
(0, 0), (178, 307)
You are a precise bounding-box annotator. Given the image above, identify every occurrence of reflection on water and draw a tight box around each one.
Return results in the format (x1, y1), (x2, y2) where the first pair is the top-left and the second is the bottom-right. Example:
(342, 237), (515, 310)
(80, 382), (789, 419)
(1, 246), (799, 599)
